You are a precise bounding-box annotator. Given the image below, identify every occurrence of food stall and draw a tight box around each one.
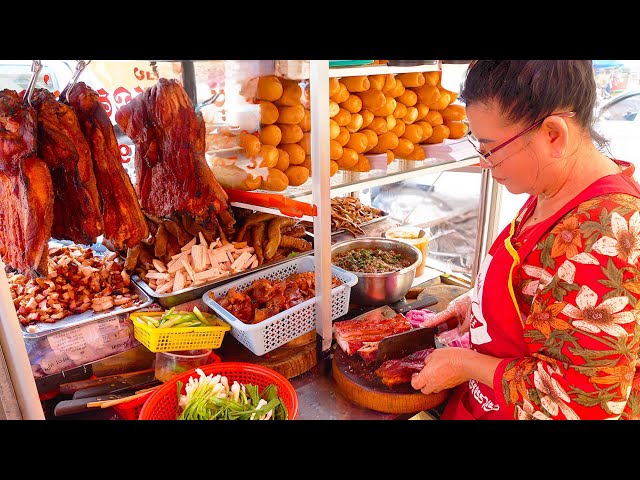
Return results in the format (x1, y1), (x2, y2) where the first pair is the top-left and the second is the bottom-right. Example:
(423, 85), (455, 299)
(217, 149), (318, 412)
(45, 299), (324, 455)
(0, 59), (489, 420)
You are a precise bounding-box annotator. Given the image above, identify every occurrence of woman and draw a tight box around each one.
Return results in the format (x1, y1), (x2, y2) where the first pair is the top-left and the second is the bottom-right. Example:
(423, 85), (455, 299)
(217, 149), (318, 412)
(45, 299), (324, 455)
(412, 60), (640, 420)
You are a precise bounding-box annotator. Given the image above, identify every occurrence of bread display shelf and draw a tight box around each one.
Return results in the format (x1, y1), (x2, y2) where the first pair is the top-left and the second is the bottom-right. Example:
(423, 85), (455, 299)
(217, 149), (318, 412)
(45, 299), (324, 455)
(329, 64), (440, 78)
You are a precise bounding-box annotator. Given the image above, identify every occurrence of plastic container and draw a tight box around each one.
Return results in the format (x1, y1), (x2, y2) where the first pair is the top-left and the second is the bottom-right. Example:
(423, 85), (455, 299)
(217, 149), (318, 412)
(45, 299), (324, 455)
(114, 351), (221, 419)
(129, 311), (230, 352)
(203, 256), (358, 356)
(384, 226), (430, 277)
(154, 349), (213, 382)
(139, 362), (298, 420)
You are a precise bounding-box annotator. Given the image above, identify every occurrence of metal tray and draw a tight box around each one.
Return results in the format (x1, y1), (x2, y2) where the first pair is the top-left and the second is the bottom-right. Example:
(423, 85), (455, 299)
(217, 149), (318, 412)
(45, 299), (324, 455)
(133, 249), (315, 308)
(304, 211), (390, 237)
(21, 277), (153, 339)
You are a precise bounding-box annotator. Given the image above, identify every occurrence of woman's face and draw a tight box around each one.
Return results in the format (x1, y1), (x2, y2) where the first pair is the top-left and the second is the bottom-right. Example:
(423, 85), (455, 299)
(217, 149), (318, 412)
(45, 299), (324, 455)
(466, 102), (545, 195)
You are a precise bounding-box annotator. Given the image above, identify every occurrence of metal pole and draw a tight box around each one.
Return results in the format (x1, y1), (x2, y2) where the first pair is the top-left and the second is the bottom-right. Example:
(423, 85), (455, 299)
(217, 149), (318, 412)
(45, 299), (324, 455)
(309, 60), (333, 353)
(181, 61), (197, 104)
(471, 168), (493, 287)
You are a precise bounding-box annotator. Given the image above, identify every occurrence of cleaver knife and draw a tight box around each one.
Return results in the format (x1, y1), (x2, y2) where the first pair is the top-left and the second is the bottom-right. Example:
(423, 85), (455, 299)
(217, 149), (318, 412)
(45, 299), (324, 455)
(345, 294), (439, 321)
(71, 370), (159, 399)
(374, 326), (438, 368)
(35, 345), (156, 394)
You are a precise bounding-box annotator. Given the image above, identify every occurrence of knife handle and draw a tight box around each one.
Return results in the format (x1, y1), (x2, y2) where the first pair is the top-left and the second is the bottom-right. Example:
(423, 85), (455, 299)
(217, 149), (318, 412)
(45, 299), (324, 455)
(54, 394), (129, 416)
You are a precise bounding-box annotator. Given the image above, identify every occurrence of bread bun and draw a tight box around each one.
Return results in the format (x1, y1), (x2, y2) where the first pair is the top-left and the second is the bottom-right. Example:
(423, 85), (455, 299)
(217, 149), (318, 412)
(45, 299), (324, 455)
(330, 119), (340, 139)
(333, 108), (352, 127)
(373, 97), (397, 117)
(393, 102), (408, 119)
(259, 101), (279, 125)
(425, 110), (443, 126)
(401, 123), (424, 144)
(278, 124), (304, 144)
(390, 118), (406, 137)
(425, 124), (450, 144)
(285, 165), (310, 186)
(346, 113), (364, 133)
(330, 160), (339, 176)
(336, 147), (359, 169)
(385, 115), (396, 131)
(331, 82), (350, 103)
(441, 104), (466, 122)
(329, 100), (340, 118)
(210, 160), (262, 190)
(357, 89), (387, 111)
(396, 89), (418, 107)
(341, 75), (370, 93)
(414, 85), (440, 105)
(275, 79), (303, 106)
(396, 72), (425, 88)
(259, 124), (282, 146)
(263, 168), (289, 191)
(340, 94), (363, 114)
(360, 109), (374, 129)
(415, 121), (433, 143)
(330, 139), (344, 160)
(368, 74), (386, 90)
(381, 74), (397, 94)
(415, 103), (430, 121)
(239, 132), (261, 157)
(280, 143), (305, 165)
(392, 138), (416, 158)
(276, 148), (290, 171)
(444, 121), (469, 139)
(368, 132), (399, 153)
(298, 132), (311, 154)
(368, 116), (389, 135)
(349, 154), (371, 172)
(299, 109), (311, 132)
(258, 144), (279, 168)
(427, 91), (451, 111)
(346, 132), (369, 154)
(359, 128), (379, 152)
(386, 150), (395, 164)
(387, 79), (405, 98)
(335, 127), (350, 147)
(403, 106), (419, 124)
(257, 76), (283, 102)
(300, 155), (312, 174)
(277, 104), (305, 124)
(405, 144), (427, 160)
(424, 71), (440, 87)
(329, 77), (341, 97)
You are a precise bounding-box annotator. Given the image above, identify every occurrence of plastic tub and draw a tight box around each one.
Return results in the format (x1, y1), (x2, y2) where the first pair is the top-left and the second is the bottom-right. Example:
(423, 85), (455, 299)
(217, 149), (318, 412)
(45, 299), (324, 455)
(155, 349), (212, 382)
(384, 226), (430, 277)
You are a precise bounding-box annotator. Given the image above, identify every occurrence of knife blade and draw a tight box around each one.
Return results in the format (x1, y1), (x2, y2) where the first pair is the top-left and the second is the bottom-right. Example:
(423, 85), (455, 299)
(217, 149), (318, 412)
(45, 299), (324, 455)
(374, 326), (437, 368)
(59, 368), (156, 395)
(345, 294), (439, 321)
(54, 391), (139, 416)
(36, 345), (156, 394)
(71, 370), (159, 399)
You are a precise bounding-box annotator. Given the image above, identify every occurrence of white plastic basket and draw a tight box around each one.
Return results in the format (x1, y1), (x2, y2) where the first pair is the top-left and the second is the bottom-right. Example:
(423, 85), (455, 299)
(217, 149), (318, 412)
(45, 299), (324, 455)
(202, 256), (358, 356)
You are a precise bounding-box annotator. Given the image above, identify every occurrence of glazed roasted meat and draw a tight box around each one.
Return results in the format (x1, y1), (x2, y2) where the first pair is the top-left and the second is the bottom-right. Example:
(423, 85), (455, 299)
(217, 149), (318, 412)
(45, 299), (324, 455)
(0, 89), (54, 276)
(333, 312), (412, 356)
(62, 82), (148, 250)
(114, 78), (235, 238)
(374, 348), (435, 388)
(31, 88), (103, 245)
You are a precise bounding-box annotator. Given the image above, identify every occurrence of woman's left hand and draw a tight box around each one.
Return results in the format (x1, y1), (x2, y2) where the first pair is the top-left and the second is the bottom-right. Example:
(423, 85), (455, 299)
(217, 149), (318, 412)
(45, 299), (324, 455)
(411, 347), (470, 395)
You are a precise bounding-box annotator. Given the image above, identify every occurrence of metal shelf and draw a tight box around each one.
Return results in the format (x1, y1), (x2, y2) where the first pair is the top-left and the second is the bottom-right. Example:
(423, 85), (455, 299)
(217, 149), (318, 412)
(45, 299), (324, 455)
(329, 63), (440, 78)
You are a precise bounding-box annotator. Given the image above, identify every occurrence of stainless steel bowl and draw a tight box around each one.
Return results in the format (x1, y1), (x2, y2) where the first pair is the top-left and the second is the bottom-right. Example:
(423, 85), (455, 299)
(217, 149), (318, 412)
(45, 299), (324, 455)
(330, 237), (422, 306)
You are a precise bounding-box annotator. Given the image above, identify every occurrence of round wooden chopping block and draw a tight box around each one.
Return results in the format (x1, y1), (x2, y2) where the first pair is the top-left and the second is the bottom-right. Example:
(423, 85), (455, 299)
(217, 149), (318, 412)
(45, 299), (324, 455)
(332, 347), (449, 415)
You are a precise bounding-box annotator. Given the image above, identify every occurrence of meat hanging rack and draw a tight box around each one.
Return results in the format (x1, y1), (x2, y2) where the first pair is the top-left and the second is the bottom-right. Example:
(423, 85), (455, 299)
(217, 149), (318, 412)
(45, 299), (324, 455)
(23, 60), (43, 107)
(60, 60), (92, 102)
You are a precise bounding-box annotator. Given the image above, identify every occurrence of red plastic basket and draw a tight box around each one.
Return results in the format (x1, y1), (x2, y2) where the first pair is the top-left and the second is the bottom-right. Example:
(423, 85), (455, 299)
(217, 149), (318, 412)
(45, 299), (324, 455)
(138, 362), (298, 420)
(114, 352), (221, 420)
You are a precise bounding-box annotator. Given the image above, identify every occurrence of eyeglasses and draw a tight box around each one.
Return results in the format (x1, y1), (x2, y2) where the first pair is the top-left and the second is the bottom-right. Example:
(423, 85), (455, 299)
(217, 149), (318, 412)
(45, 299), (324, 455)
(467, 111), (576, 168)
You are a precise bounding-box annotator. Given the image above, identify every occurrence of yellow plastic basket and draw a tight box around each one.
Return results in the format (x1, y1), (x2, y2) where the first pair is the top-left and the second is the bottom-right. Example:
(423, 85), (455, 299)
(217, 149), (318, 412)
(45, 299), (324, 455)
(130, 311), (231, 352)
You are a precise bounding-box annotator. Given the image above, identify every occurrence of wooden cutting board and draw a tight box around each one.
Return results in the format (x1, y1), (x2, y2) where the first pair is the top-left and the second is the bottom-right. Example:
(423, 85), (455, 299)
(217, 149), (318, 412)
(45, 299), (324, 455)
(332, 346), (449, 415)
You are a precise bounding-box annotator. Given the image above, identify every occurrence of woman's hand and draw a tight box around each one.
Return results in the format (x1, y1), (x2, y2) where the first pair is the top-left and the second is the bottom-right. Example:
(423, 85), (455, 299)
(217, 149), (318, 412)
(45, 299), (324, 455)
(421, 294), (471, 330)
(410, 347), (470, 394)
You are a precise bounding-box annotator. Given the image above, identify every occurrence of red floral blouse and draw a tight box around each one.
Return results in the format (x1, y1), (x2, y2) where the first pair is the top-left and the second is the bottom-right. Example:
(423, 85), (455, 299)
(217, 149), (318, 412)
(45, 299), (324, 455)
(504, 193), (640, 419)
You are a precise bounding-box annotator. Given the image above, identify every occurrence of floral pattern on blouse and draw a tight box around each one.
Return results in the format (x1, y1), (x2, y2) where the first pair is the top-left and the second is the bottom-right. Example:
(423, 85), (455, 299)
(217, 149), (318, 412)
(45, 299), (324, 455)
(503, 193), (640, 419)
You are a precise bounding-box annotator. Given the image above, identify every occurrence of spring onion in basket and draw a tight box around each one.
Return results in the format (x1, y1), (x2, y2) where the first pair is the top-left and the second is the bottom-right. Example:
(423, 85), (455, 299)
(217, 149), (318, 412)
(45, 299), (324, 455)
(176, 368), (288, 420)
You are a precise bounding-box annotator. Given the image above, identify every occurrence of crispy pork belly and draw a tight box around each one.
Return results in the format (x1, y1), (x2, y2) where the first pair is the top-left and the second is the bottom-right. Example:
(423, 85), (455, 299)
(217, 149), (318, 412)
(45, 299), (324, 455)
(31, 88), (103, 245)
(62, 82), (148, 249)
(0, 89), (54, 276)
(374, 348), (435, 388)
(333, 312), (411, 355)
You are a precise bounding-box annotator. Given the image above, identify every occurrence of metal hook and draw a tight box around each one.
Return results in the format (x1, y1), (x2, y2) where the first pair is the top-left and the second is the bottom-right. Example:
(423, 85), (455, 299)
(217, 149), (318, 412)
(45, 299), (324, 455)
(61, 60), (92, 102)
(23, 60), (43, 107)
